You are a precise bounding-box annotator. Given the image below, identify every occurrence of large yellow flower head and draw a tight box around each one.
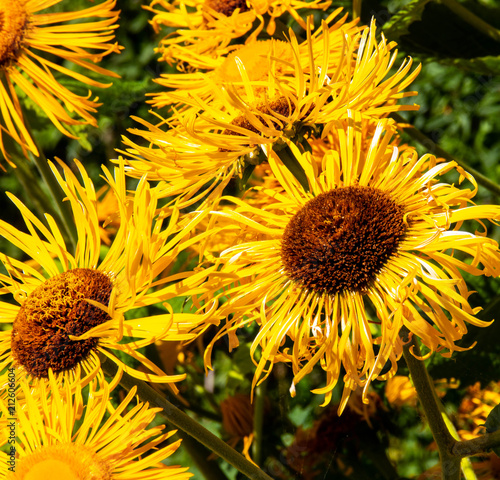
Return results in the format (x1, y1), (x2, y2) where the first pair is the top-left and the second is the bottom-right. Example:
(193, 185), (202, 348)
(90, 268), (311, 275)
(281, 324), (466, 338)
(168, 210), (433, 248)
(0, 159), (213, 398)
(122, 18), (420, 209)
(0, 374), (192, 480)
(147, 0), (331, 70)
(200, 118), (500, 412)
(0, 0), (122, 167)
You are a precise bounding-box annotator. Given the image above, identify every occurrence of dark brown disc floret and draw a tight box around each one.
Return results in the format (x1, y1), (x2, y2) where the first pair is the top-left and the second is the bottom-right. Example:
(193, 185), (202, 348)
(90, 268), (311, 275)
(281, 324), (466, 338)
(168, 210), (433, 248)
(281, 186), (406, 295)
(11, 268), (113, 378)
(0, 1), (29, 68)
(205, 0), (249, 16)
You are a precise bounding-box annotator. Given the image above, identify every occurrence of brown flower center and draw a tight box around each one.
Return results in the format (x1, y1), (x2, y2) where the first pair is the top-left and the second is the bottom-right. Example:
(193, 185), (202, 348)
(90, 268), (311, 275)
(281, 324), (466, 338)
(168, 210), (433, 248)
(281, 186), (406, 295)
(0, 0), (29, 69)
(11, 268), (113, 378)
(219, 96), (291, 155)
(204, 0), (249, 16)
(231, 96), (291, 134)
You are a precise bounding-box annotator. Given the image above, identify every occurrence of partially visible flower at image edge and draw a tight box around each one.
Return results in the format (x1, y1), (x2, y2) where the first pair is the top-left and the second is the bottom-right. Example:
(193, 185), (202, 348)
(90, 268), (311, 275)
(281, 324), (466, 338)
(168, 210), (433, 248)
(146, 0), (332, 70)
(147, 9), (361, 114)
(200, 117), (500, 412)
(0, 158), (216, 400)
(0, 373), (192, 480)
(0, 0), (122, 167)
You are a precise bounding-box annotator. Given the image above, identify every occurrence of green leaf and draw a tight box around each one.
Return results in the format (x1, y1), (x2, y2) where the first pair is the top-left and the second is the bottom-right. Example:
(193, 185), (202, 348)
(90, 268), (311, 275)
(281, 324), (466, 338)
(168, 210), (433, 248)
(485, 404), (500, 458)
(485, 404), (500, 434)
(382, 0), (500, 74)
(382, 0), (433, 42)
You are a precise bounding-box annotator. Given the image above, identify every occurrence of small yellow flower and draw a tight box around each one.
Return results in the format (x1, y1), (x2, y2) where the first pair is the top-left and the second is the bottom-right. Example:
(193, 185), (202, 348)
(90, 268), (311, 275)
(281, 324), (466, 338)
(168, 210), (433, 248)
(122, 17), (420, 209)
(0, 0), (122, 167)
(0, 374), (192, 480)
(0, 159), (214, 399)
(200, 118), (500, 412)
(147, 0), (331, 70)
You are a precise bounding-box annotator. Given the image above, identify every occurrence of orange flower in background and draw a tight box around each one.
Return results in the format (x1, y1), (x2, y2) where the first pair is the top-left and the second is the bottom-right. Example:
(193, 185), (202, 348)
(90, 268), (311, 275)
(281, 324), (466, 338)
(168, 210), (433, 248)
(385, 376), (457, 408)
(0, 0), (122, 166)
(457, 381), (500, 440)
(147, 0), (332, 70)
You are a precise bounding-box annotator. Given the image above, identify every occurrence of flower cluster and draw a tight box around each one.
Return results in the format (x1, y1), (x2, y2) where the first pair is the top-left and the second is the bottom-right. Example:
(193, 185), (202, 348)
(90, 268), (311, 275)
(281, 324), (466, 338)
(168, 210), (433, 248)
(1, 0), (500, 478)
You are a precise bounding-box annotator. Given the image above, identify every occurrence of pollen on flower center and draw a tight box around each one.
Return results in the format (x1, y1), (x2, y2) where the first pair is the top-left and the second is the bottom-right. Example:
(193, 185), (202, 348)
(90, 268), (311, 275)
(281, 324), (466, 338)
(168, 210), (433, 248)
(0, 0), (29, 68)
(281, 186), (407, 295)
(12, 443), (112, 480)
(11, 268), (113, 378)
(204, 0), (249, 16)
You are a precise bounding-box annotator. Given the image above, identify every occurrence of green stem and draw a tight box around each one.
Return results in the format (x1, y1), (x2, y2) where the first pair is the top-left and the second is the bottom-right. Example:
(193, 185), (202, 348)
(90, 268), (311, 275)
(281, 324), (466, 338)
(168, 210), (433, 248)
(441, 411), (477, 480)
(173, 430), (230, 480)
(252, 378), (267, 466)
(275, 144), (309, 192)
(30, 152), (77, 252)
(391, 113), (500, 197)
(439, 0), (500, 42)
(353, 0), (362, 19)
(9, 92), (78, 252)
(10, 155), (54, 217)
(401, 332), (460, 480)
(103, 361), (275, 480)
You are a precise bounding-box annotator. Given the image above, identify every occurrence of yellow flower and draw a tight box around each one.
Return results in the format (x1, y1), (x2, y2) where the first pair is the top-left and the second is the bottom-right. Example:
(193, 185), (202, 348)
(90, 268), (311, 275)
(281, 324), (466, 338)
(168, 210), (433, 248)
(0, 374), (192, 480)
(147, 0), (331, 70)
(201, 118), (500, 412)
(385, 376), (417, 408)
(0, 0), (122, 167)
(148, 9), (361, 111)
(122, 17), (420, 209)
(0, 159), (214, 398)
